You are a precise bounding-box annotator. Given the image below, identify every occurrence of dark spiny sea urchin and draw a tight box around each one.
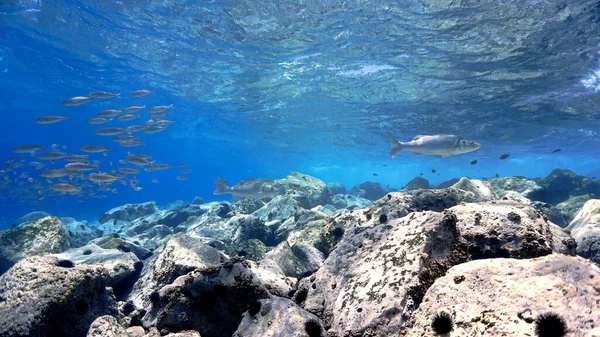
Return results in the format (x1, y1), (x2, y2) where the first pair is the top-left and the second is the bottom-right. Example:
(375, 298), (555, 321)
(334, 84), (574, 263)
(431, 311), (454, 335)
(535, 312), (567, 337)
(304, 318), (324, 337)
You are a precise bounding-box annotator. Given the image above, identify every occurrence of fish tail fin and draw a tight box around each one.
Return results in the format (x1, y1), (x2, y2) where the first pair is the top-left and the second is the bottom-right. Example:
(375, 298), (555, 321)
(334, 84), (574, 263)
(213, 178), (230, 195)
(389, 135), (405, 158)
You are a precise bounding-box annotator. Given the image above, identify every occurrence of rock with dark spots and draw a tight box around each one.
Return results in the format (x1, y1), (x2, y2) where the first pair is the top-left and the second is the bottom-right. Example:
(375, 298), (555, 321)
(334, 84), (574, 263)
(11, 211), (50, 228)
(92, 235), (152, 260)
(62, 217), (103, 248)
(125, 326), (145, 337)
(448, 201), (576, 259)
(349, 181), (387, 201)
(274, 209), (330, 244)
(331, 194), (373, 210)
(230, 198), (265, 215)
(130, 233), (227, 320)
(247, 259), (297, 297)
(99, 202), (160, 223)
(404, 176), (430, 190)
(0, 256), (117, 337)
(271, 172), (330, 208)
(567, 199), (600, 265)
(191, 197), (205, 205)
(435, 178), (460, 189)
(50, 243), (141, 295)
(530, 201), (569, 227)
(86, 315), (129, 337)
(0, 215), (71, 274)
(326, 182), (346, 196)
(298, 211), (470, 336)
(265, 241), (325, 278)
(223, 239), (267, 261)
(449, 177), (497, 202)
(556, 194), (593, 223)
(155, 260), (271, 337)
(253, 194), (306, 223)
(157, 205), (207, 228)
(404, 255), (600, 337)
(536, 169), (600, 204)
(228, 215), (269, 243)
(233, 297), (325, 337)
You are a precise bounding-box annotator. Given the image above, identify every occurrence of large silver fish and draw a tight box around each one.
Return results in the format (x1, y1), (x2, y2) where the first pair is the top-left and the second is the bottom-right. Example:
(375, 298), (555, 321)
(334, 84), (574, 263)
(389, 134), (481, 158)
(213, 178), (284, 199)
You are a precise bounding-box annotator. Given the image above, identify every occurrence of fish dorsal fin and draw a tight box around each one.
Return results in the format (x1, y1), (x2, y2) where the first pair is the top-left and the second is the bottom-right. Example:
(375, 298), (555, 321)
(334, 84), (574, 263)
(412, 135), (427, 140)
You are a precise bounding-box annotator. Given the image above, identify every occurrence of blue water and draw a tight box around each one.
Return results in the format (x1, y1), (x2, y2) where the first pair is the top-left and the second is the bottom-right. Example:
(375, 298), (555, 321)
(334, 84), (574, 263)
(2, 0), (600, 228)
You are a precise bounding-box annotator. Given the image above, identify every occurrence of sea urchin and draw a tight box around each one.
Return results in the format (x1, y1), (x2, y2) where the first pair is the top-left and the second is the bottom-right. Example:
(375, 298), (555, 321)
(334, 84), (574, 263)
(431, 311), (454, 335)
(535, 312), (567, 337)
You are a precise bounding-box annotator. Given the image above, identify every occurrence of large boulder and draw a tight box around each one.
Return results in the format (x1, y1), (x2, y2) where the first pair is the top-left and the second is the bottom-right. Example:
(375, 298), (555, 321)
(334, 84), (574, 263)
(404, 177), (430, 190)
(449, 177), (497, 202)
(530, 201), (569, 227)
(86, 315), (129, 337)
(230, 198), (265, 215)
(253, 194), (306, 223)
(567, 199), (600, 265)
(157, 205), (207, 228)
(271, 172), (330, 208)
(349, 181), (387, 201)
(556, 194), (593, 223)
(99, 202), (160, 223)
(130, 233), (227, 319)
(326, 182), (346, 196)
(11, 211), (50, 228)
(0, 216), (70, 274)
(233, 297), (326, 337)
(155, 259), (271, 337)
(61, 217), (102, 248)
(297, 211), (470, 336)
(404, 255), (600, 337)
(536, 169), (600, 204)
(449, 201), (576, 258)
(265, 241), (325, 279)
(247, 259), (297, 298)
(0, 256), (117, 337)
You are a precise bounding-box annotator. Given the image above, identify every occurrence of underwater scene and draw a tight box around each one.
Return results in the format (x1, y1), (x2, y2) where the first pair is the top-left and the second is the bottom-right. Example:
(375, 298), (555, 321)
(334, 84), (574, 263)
(1, 0), (600, 336)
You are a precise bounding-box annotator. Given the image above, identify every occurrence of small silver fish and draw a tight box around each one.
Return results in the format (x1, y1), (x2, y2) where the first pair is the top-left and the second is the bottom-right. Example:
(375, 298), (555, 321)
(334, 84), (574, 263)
(35, 116), (69, 124)
(123, 105), (145, 113)
(98, 110), (123, 118)
(81, 145), (111, 153)
(131, 90), (152, 97)
(148, 104), (173, 113)
(125, 125), (147, 133)
(143, 126), (167, 133)
(88, 117), (113, 124)
(12, 144), (45, 155)
(89, 91), (120, 99)
(62, 96), (95, 106)
(118, 141), (144, 147)
(389, 134), (481, 158)
(117, 114), (141, 121)
(94, 127), (127, 136)
(50, 183), (81, 193)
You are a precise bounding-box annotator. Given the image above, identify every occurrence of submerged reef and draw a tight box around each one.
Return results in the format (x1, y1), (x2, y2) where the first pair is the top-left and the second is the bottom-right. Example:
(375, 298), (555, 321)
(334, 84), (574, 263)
(0, 170), (599, 337)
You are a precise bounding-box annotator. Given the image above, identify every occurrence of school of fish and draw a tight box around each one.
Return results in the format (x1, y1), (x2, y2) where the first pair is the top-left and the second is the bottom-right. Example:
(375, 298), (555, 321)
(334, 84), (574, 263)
(1, 90), (193, 205)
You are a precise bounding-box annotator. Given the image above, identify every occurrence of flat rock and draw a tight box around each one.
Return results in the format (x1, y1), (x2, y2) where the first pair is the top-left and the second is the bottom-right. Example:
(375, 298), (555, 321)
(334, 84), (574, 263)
(0, 215), (70, 274)
(297, 211), (470, 336)
(92, 235), (152, 260)
(253, 194), (306, 223)
(404, 255), (600, 337)
(233, 297), (325, 337)
(0, 256), (117, 337)
(567, 199), (600, 265)
(331, 194), (373, 210)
